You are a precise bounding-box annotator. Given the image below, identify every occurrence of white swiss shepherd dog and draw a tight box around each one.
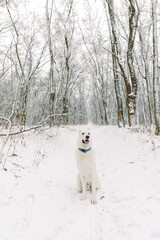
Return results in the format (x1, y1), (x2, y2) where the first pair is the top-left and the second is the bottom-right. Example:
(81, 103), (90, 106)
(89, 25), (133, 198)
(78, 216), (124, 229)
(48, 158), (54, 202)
(75, 127), (100, 204)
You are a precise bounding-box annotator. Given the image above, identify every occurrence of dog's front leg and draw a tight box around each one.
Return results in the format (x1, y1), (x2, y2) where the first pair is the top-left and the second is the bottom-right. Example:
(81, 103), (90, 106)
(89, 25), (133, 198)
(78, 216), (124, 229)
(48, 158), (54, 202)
(80, 177), (87, 201)
(91, 169), (97, 204)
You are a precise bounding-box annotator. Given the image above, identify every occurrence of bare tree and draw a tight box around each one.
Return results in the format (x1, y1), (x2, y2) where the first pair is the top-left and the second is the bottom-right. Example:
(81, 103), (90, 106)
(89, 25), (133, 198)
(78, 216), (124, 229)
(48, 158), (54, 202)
(137, 22), (153, 125)
(5, 1), (47, 127)
(105, 0), (139, 126)
(151, 0), (160, 135)
(46, 0), (55, 126)
(104, 1), (125, 127)
(127, 0), (139, 124)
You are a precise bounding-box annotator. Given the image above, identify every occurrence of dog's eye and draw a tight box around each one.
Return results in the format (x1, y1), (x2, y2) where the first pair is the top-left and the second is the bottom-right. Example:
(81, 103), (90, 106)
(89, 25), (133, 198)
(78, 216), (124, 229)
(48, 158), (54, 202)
(82, 133), (85, 135)
(88, 133), (90, 135)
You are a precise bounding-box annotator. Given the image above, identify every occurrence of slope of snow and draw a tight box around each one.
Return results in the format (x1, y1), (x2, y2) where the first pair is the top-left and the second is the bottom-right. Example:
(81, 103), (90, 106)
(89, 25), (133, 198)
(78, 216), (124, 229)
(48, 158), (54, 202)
(0, 125), (160, 240)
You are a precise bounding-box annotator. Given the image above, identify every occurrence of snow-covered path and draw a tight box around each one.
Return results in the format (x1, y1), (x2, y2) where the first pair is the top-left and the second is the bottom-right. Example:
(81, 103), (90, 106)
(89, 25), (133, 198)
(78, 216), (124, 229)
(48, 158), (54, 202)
(1, 126), (160, 240)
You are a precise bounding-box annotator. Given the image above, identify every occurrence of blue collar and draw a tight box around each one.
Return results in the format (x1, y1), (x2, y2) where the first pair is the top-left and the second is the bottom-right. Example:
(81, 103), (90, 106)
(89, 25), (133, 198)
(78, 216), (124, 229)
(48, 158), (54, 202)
(79, 147), (91, 153)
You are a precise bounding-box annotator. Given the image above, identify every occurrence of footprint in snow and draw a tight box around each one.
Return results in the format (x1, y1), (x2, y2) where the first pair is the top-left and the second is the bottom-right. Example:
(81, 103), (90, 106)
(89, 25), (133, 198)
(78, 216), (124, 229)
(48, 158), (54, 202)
(25, 194), (35, 205)
(47, 181), (53, 187)
(15, 218), (29, 237)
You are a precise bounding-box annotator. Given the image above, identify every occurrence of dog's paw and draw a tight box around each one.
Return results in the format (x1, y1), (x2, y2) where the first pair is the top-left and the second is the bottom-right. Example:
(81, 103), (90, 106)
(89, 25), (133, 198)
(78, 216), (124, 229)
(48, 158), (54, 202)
(91, 198), (97, 204)
(80, 194), (86, 201)
(78, 187), (82, 193)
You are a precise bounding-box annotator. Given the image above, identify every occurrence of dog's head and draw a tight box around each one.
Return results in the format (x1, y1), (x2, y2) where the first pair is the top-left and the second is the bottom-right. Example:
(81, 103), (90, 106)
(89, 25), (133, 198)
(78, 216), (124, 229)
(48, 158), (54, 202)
(77, 128), (92, 148)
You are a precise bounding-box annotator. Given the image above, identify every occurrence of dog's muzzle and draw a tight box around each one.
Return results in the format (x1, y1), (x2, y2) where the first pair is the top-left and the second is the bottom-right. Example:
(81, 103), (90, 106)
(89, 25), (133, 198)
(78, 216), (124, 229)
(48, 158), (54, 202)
(82, 140), (89, 144)
(82, 137), (89, 144)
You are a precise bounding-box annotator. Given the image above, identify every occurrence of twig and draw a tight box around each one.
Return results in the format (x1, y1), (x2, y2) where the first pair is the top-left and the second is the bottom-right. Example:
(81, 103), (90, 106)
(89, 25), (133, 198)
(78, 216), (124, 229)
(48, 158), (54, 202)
(11, 162), (25, 169)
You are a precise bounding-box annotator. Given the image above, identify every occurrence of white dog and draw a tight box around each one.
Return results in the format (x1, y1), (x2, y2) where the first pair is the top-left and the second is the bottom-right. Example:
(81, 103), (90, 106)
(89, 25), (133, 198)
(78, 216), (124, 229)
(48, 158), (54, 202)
(75, 128), (100, 204)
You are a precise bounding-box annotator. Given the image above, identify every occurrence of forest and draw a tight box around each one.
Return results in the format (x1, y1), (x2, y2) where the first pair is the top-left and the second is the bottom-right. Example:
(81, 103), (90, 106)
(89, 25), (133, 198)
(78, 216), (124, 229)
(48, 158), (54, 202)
(1, 1), (160, 239)
(0, 0), (160, 134)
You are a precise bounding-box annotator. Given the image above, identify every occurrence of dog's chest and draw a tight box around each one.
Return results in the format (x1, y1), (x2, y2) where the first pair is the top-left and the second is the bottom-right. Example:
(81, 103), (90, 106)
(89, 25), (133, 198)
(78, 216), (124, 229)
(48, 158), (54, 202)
(77, 154), (93, 175)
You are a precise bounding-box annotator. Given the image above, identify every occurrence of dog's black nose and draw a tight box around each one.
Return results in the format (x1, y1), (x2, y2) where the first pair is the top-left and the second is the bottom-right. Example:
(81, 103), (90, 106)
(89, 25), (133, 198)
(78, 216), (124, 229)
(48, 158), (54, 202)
(86, 135), (89, 139)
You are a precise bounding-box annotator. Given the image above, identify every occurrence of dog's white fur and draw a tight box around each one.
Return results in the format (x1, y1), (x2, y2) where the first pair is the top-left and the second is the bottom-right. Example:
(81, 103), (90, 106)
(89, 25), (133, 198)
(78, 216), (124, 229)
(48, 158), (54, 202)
(75, 127), (100, 204)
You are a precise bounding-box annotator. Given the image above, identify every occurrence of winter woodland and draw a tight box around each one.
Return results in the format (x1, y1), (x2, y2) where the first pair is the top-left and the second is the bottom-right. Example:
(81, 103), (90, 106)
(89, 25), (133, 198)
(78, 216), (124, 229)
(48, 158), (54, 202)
(0, 0), (160, 132)
(1, 1), (160, 239)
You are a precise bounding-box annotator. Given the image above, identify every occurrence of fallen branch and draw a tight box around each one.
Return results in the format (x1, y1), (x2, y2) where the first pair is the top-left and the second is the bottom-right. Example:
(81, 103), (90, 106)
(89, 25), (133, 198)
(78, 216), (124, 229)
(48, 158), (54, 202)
(0, 113), (74, 137)
(0, 124), (44, 137)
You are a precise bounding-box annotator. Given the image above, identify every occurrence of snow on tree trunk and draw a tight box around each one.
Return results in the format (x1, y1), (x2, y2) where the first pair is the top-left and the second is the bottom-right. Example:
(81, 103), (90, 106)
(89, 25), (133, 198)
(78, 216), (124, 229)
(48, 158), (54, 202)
(127, 0), (139, 125)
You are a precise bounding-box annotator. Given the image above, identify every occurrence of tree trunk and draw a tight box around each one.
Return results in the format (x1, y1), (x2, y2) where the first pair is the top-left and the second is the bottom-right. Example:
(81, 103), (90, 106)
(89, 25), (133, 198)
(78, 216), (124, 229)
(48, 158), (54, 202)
(102, 100), (108, 125)
(105, 0), (131, 126)
(145, 65), (153, 125)
(138, 27), (153, 125)
(152, 0), (160, 135)
(127, 0), (139, 124)
(110, 35), (125, 127)
(105, 0), (139, 126)
(46, 0), (55, 127)
(62, 94), (69, 125)
(20, 86), (28, 126)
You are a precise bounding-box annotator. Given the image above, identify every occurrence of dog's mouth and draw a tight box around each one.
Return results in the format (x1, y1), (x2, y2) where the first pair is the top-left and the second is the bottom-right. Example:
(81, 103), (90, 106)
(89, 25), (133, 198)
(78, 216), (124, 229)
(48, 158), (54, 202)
(82, 140), (89, 144)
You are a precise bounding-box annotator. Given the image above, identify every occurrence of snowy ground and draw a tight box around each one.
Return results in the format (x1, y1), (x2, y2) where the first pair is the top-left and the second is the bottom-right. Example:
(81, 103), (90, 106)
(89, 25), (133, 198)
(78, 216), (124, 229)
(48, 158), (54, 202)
(0, 125), (160, 240)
